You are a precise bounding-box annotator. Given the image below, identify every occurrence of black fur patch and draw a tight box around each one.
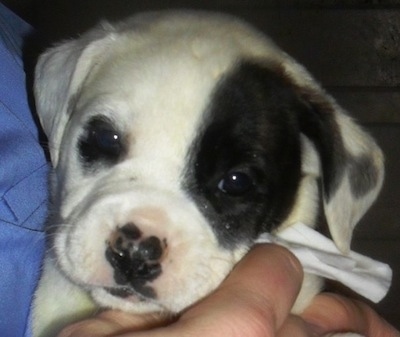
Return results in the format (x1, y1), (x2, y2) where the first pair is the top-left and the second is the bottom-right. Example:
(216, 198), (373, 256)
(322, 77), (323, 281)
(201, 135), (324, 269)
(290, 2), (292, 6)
(184, 61), (310, 248)
(348, 154), (379, 197)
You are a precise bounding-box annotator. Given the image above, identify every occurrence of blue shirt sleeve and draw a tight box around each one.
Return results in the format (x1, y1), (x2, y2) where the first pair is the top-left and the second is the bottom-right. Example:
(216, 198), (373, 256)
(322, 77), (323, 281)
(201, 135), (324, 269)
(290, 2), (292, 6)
(0, 3), (49, 337)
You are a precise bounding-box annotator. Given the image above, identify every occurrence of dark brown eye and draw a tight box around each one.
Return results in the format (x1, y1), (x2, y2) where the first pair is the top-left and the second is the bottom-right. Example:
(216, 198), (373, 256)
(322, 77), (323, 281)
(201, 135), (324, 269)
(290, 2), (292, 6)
(218, 171), (254, 196)
(79, 117), (123, 165)
(90, 127), (121, 154)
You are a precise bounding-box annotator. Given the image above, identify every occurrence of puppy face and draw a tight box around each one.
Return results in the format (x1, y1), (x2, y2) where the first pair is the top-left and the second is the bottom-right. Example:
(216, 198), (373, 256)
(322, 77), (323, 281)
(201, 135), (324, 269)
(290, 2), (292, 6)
(35, 12), (384, 314)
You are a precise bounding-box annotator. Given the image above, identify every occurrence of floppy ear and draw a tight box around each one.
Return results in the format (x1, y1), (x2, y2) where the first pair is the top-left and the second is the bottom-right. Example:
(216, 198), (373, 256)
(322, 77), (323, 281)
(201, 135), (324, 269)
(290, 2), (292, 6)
(281, 59), (384, 253)
(34, 24), (116, 166)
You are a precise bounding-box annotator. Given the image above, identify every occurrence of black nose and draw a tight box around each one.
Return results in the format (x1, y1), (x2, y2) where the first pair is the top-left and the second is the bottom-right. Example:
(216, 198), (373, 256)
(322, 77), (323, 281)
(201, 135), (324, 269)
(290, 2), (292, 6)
(106, 223), (164, 287)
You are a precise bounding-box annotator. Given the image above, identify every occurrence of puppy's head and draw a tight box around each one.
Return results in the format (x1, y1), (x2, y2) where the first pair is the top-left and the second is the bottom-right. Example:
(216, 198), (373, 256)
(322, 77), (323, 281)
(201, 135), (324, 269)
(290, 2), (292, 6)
(35, 12), (384, 313)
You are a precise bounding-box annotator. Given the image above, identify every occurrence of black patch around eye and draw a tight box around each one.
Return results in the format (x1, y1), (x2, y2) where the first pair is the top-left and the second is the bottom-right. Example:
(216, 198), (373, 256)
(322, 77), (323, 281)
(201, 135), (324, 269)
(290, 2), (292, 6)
(184, 61), (303, 249)
(79, 117), (125, 167)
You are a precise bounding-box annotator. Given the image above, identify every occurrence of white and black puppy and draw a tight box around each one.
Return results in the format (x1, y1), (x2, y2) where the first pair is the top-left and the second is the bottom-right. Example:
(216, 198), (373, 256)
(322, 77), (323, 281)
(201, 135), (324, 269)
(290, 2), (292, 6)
(32, 11), (384, 337)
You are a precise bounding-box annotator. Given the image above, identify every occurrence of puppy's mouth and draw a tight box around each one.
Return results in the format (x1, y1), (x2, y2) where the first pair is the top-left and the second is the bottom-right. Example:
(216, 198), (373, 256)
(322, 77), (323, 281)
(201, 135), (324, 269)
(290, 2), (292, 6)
(104, 286), (149, 302)
(89, 283), (166, 313)
(105, 286), (135, 298)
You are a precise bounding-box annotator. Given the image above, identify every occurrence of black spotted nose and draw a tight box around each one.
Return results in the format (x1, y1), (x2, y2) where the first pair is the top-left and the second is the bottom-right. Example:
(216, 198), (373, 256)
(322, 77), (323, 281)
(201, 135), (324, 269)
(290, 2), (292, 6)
(106, 223), (165, 288)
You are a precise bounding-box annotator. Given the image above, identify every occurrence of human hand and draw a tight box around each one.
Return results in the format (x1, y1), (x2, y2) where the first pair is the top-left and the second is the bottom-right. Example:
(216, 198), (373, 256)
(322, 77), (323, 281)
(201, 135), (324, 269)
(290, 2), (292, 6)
(57, 244), (303, 337)
(57, 244), (399, 337)
(298, 293), (400, 337)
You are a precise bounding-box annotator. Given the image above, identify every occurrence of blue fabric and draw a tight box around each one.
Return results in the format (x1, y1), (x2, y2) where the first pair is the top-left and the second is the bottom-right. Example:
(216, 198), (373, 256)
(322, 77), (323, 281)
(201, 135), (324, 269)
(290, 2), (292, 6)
(0, 3), (49, 337)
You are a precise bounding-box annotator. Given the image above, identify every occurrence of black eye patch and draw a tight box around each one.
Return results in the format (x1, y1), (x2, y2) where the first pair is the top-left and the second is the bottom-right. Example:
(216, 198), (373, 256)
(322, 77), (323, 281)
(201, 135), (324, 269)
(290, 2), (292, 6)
(79, 117), (125, 167)
(184, 61), (304, 248)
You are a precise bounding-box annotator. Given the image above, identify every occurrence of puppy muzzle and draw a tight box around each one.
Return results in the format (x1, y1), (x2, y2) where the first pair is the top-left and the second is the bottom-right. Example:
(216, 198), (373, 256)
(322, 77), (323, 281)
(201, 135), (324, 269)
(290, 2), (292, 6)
(54, 186), (237, 312)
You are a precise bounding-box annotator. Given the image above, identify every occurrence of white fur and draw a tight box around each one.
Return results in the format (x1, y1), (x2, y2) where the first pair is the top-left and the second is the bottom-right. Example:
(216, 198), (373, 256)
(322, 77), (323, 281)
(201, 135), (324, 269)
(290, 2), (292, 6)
(32, 11), (384, 337)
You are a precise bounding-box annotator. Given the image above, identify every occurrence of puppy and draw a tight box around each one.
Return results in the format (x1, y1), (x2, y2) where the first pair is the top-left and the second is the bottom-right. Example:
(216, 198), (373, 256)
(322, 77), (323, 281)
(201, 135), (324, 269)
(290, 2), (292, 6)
(32, 11), (384, 337)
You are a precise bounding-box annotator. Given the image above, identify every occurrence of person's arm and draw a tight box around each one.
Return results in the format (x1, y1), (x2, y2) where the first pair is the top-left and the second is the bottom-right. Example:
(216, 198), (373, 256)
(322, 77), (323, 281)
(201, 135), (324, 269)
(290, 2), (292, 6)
(0, 4), (49, 337)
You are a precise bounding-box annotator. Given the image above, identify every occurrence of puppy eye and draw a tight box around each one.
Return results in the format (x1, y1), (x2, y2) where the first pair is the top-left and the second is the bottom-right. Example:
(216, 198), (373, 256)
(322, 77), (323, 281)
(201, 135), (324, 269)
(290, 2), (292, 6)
(90, 128), (121, 154)
(218, 171), (254, 196)
(79, 118), (124, 165)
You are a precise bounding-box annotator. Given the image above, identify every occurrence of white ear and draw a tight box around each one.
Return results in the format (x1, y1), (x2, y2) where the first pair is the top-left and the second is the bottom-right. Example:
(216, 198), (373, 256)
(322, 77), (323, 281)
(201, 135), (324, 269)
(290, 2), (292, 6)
(34, 25), (116, 166)
(282, 58), (384, 253)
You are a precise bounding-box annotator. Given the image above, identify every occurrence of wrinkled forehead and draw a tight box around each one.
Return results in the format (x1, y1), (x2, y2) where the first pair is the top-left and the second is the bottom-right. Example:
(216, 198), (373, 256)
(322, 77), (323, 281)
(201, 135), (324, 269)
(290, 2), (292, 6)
(72, 33), (255, 142)
(85, 39), (228, 101)
(76, 18), (282, 113)
(88, 42), (232, 112)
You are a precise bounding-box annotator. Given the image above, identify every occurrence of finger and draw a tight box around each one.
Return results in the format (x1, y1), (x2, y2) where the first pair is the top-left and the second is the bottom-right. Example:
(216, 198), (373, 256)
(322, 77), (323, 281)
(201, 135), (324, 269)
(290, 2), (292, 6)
(301, 293), (400, 337)
(179, 244), (304, 336)
(277, 315), (315, 337)
(57, 311), (172, 337)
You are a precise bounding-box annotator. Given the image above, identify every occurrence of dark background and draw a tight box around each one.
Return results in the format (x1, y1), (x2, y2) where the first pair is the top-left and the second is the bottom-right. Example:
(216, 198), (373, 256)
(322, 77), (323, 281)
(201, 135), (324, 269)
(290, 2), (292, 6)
(4, 0), (399, 328)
